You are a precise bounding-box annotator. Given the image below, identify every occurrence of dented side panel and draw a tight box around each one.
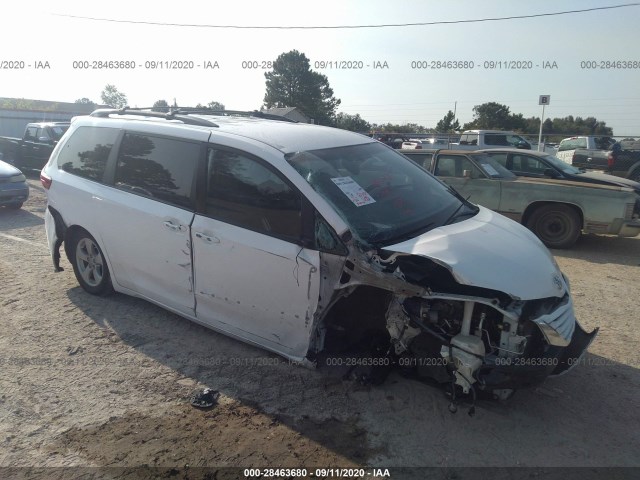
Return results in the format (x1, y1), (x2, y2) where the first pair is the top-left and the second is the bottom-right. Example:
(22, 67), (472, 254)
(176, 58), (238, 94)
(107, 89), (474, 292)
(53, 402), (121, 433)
(191, 216), (321, 360)
(83, 185), (197, 316)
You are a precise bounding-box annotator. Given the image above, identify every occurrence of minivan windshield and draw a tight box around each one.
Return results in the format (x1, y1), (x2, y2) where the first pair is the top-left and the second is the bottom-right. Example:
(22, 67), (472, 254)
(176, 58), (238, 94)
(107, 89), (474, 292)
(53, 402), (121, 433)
(287, 142), (475, 246)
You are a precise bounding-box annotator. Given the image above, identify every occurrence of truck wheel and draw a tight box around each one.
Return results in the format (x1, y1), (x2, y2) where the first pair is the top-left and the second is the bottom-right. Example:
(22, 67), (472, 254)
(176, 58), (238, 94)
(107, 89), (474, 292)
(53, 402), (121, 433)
(526, 204), (581, 249)
(70, 230), (113, 295)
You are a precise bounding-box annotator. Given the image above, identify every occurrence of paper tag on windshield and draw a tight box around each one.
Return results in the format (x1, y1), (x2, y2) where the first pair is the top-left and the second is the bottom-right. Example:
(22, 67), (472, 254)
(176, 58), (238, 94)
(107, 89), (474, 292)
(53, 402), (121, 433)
(331, 176), (376, 207)
(483, 164), (499, 176)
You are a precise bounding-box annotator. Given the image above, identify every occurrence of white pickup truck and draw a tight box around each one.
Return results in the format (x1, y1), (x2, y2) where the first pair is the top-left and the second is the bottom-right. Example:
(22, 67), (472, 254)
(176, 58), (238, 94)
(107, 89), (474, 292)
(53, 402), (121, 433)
(451, 130), (532, 150)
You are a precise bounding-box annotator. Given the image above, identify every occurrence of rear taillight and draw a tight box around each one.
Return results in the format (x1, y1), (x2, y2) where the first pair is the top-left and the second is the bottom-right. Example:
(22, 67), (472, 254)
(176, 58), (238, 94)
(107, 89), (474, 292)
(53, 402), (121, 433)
(607, 153), (615, 169)
(40, 172), (52, 190)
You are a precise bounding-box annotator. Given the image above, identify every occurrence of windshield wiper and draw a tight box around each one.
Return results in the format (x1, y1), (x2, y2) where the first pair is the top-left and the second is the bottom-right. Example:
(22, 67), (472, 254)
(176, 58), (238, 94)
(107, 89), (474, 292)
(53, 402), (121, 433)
(444, 201), (478, 225)
(368, 222), (435, 246)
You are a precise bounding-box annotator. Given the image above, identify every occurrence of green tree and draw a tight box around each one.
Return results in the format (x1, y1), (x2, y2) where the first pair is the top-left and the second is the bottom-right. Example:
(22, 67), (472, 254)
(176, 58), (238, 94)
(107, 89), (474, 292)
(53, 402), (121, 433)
(371, 122), (432, 134)
(152, 100), (170, 112)
(263, 50), (341, 125)
(335, 113), (371, 132)
(195, 101), (225, 110)
(74, 98), (96, 106)
(435, 110), (460, 132)
(463, 102), (513, 130)
(100, 85), (128, 108)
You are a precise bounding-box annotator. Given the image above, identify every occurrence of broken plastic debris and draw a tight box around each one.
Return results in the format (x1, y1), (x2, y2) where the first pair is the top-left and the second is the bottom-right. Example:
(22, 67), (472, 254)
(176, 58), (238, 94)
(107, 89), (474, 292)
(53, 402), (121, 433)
(189, 388), (219, 409)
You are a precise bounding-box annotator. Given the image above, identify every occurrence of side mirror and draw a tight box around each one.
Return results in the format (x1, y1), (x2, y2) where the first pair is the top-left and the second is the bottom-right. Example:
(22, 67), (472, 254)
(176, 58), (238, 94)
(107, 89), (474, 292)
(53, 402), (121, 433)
(543, 168), (560, 178)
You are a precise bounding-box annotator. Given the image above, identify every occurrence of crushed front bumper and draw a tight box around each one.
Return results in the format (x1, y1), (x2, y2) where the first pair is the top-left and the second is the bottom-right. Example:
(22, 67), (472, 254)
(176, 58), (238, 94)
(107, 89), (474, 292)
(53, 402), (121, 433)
(476, 320), (598, 390)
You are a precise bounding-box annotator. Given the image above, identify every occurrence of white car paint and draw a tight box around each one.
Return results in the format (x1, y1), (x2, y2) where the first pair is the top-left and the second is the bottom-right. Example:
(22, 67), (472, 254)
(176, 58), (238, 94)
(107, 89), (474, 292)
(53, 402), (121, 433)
(191, 216), (320, 359)
(386, 206), (565, 301)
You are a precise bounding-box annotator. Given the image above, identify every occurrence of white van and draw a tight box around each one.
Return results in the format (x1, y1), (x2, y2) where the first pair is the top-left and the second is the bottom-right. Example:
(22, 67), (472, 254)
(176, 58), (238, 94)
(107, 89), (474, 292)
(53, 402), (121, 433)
(41, 108), (596, 401)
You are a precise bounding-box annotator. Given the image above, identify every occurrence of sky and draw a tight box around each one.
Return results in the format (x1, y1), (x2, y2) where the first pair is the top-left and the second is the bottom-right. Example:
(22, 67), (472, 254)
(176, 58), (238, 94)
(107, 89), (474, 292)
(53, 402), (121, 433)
(1, 0), (639, 135)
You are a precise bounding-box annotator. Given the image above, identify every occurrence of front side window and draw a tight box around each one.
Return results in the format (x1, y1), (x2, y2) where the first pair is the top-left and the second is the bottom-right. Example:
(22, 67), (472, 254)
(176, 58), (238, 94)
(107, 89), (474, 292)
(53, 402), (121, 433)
(512, 154), (546, 175)
(50, 126), (69, 140)
(435, 155), (483, 178)
(485, 133), (529, 147)
(287, 142), (470, 246)
(115, 133), (199, 209)
(25, 127), (37, 140)
(205, 148), (302, 240)
(36, 128), (50, 141)
(57, 126), (119, 182)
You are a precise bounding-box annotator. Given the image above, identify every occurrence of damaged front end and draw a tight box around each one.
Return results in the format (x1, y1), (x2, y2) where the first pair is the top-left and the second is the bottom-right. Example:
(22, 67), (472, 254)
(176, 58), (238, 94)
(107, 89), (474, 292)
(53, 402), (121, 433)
(315, 208), (598, 401)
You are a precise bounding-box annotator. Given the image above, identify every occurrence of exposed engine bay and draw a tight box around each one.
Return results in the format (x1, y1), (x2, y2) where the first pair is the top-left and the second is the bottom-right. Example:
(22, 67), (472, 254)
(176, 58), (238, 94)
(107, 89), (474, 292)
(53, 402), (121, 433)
(315, 243), (598, 411)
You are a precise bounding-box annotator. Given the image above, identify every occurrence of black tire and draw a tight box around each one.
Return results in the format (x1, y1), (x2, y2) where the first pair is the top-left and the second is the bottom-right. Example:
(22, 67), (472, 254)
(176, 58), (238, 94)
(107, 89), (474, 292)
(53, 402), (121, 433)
(526, 204), (581, 249)
(69, 230), (113, 295)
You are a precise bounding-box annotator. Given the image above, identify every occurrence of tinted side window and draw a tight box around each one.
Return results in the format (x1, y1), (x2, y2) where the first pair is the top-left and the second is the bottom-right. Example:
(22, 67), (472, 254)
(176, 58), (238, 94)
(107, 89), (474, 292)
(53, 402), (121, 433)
(485, 134), (507, 146)
(513, 154), (545, 174)
(36, 128), (50, 140)
(115, 133), (199, 209)
(57, 126), (119, 182)
(25, 127), (37, 140)
(205, 148), (302, 240)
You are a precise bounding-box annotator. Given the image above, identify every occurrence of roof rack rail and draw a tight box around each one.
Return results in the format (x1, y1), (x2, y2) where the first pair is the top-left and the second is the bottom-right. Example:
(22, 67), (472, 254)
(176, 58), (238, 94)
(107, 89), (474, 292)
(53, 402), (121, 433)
(90, 107), (220, 128)
(162, 107), (299, 123)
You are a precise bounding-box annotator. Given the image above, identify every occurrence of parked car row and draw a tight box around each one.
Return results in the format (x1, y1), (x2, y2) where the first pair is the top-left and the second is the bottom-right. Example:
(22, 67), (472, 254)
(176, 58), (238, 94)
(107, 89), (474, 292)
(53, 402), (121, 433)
(401, 148), (640, 248)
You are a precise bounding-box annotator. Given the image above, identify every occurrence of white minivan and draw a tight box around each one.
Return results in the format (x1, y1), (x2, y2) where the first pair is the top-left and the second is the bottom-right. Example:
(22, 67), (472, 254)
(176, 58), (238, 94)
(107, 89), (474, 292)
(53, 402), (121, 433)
(41, 109), (596, 401)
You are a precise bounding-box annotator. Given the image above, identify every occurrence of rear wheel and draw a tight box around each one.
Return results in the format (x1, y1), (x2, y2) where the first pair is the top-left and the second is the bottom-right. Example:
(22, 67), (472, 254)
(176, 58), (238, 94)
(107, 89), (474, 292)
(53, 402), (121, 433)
(526, 204), (581, 249)
(70, 230), (113, 295)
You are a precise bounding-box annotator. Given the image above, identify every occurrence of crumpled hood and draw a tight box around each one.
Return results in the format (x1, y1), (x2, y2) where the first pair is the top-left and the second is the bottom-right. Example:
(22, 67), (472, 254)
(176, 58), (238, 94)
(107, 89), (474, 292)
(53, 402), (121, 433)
(385, 206), (566, 300)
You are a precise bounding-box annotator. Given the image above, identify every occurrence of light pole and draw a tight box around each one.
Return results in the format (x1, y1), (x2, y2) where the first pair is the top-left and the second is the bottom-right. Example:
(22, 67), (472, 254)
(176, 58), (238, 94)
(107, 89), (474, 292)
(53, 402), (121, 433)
(538, 95), (550, 151)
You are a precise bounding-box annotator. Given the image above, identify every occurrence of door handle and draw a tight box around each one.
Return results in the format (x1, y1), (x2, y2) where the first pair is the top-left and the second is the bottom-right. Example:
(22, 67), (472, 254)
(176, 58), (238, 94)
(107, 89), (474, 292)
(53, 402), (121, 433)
(586, 157), (592, 162)
(194, 232), (220, 243)
(163, 221), (181, 231)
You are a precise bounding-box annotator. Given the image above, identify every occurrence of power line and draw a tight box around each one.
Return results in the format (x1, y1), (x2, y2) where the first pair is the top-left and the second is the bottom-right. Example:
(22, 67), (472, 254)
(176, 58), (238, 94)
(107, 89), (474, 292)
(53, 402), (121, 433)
(54, 3), (640, 29)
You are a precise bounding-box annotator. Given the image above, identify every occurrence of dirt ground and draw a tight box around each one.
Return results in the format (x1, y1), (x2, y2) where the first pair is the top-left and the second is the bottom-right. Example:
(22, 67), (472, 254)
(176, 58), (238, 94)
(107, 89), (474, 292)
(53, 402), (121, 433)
(1, 178), (639, 479)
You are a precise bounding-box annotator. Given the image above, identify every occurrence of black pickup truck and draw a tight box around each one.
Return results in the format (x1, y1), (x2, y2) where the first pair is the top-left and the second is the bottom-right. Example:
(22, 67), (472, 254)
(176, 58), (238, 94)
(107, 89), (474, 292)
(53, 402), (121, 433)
(0, 122), (70, 170)
(556, 136), (640, 181)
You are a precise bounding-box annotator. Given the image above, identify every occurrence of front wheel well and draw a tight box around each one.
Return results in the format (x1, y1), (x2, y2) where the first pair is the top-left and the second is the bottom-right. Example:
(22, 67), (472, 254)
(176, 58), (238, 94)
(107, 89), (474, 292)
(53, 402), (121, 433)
(320, 285), (393, 354)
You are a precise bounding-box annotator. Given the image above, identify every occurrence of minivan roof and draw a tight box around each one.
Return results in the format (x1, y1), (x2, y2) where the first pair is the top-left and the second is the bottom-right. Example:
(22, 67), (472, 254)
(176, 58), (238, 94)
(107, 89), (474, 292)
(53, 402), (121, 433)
(86, 109), (375, 154)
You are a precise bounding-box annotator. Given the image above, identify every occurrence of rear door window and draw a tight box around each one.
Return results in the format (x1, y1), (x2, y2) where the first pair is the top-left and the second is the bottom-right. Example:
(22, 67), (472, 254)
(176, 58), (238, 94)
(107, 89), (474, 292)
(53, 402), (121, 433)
(57, 126), (119, 182)
(114, 133), (200, 209)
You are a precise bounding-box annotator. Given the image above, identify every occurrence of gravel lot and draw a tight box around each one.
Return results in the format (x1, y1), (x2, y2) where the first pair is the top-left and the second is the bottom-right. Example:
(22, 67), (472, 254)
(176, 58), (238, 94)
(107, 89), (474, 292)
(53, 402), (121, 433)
(1, 178), (639, 479)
